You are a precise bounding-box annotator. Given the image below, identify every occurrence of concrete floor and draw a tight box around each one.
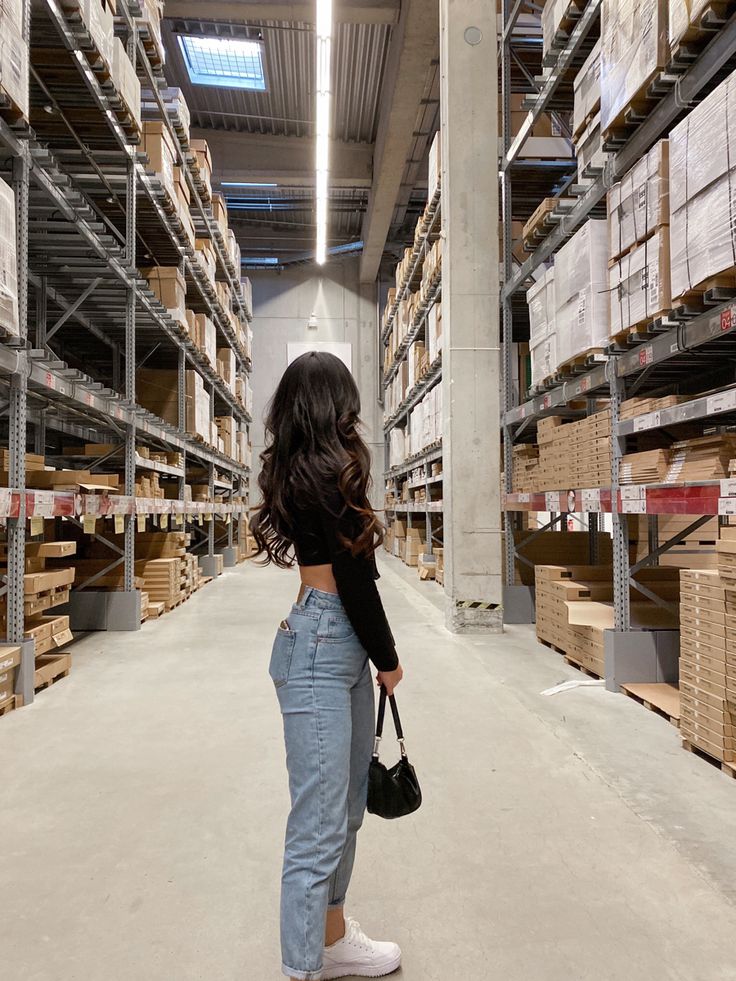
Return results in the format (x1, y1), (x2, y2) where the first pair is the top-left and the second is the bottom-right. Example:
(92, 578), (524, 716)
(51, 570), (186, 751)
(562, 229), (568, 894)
(3, 559), (736, 981)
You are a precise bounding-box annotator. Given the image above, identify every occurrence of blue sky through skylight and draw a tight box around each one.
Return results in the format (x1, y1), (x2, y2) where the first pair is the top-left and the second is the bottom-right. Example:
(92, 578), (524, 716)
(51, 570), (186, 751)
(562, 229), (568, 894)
(178, 35), (267, 91)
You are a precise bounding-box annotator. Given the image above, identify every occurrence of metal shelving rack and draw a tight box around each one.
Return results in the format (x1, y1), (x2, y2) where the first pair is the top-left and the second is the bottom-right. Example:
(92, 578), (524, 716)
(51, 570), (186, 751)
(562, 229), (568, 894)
(382, 185), (443, 560)
(0, 0), (253, 702)
(500, 0), (736, 684)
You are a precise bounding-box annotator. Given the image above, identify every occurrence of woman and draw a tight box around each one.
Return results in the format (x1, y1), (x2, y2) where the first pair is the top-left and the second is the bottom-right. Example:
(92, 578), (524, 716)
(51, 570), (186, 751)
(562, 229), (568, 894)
(251, 351), (404, 981)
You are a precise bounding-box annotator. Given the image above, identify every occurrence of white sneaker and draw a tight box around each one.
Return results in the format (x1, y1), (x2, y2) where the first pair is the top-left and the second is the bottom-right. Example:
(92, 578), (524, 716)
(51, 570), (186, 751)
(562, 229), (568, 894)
(321, 915), (401, 979)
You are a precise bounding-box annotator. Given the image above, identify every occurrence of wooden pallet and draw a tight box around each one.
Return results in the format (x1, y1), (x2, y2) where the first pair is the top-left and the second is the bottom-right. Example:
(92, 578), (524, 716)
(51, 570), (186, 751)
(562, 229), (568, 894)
(621, 682), (681, 727)
(672, 275), (736, 312)
(539, 638), (566, 656)
(0, 694), (16, 717)
(601, 64), (674, 149)
(682, 738), (736, 779)
(34, 653), (71, 694)
(669, 1), (736, 67)
(564, 656), (603, 680)
(555, 348), (607, 379)
(608, 310), (672, 350)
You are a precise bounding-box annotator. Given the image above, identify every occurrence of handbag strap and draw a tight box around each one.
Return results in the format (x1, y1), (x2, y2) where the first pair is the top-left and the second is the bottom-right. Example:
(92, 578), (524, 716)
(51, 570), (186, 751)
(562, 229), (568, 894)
(374, 685), (408, 758)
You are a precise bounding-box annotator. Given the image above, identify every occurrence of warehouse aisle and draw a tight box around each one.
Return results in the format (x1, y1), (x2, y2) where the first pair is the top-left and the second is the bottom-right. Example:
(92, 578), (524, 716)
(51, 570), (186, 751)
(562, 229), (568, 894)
(3, 560), (736, 981)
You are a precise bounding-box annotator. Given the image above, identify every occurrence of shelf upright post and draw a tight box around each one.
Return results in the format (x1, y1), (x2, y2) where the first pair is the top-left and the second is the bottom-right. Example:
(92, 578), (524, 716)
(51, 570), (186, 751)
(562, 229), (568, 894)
(7, 0), (35, 705)
(109, 23), (141, 629)
(499, 0), (533, 624)
(200, 384), (219, 577)
(603, 362), (677, 692)
(34, 279), (47, 456)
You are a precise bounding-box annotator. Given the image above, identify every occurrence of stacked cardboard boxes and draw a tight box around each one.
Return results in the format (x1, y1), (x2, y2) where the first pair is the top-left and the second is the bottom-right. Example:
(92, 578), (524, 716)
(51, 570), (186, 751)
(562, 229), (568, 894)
(142, 266), (187, 326)
(0, 177), (18, 337)
(527, 267), (556, 387)
(554, 219), (609, 367)
(669, 69), (736, 301)
(679, 568), (736, 763)
(600, 0), (669, 136)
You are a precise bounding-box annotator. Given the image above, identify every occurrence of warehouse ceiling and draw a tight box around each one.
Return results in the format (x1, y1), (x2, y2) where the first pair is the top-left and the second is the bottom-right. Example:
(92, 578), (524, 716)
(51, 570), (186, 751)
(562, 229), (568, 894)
(161, 0), (440, 279)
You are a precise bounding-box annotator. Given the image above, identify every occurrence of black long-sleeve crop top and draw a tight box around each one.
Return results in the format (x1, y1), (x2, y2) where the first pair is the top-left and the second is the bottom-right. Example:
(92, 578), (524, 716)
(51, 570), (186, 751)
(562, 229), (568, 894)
(290, 489), (399, 673)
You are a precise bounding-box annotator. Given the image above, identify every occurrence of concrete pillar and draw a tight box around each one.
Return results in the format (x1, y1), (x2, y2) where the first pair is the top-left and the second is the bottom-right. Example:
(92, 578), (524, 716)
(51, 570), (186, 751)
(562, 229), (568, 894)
(439, 0), (503, 632)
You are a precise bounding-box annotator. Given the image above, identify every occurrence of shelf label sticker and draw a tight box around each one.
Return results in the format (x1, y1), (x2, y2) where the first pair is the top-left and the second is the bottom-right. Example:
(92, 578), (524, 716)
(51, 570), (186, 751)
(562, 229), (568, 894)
(542, 394), (552, 410)
(620, 485), (646, 500)
(83, 514), (97, 535)
(720, 479), (736, 498)
(137, 513), (146, 531)
(161, 514), (169, 530)
(32, 490), (55, 517)
(0, 488), (14, 517)
(719, 497), (736, 515)
(580, 376), (591, 393)
(545, 491), (561, 512)
(707, 390), (736, 415)
(29, 516), (44, 536)
(622, 497), (647, 513)
(517, 493), (530, 503)
(633, 411), (661, 432)
(45, 371), (55, 390)
(114, 514), (125, 534)
(720, 306), (734, 332)
(639, 345), (654, 366)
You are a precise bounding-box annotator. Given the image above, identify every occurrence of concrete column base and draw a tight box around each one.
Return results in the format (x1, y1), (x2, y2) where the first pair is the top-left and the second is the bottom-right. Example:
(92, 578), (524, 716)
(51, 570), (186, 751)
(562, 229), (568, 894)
(503, 585), (536, 624)
(604, 629), (679, 693)
(62, 590), (141, 632)
(221, 546), (238, 568)
(200, 555), (222, 578)
(447, 602), (503, 633)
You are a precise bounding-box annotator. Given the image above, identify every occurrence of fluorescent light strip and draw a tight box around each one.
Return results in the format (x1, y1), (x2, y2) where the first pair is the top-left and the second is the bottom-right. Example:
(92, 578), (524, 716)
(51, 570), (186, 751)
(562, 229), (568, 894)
(315, 0), (332, 265)
(222, 181), (278, 188)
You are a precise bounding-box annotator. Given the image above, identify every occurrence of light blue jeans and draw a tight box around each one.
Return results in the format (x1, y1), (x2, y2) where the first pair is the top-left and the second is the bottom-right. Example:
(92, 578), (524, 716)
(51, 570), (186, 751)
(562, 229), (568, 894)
(270, 585), (376, 980)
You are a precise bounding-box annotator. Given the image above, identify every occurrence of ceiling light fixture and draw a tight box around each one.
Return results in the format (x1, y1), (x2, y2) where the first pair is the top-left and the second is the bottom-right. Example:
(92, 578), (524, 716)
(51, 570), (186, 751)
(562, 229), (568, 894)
(315, 0), (332, 265)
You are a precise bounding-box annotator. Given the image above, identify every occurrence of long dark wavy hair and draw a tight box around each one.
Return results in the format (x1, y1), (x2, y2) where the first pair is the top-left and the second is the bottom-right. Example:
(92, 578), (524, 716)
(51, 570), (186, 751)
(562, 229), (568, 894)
(250, 351), (384, 568)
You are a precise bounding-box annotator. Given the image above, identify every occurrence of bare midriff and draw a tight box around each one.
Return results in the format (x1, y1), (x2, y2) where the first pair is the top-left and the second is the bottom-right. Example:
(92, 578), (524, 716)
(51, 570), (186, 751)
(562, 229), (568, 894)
(298, 562), (338, 601)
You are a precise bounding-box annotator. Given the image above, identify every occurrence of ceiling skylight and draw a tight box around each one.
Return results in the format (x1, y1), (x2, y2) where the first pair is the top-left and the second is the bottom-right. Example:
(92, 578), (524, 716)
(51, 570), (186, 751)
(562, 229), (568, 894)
(178, 35), (267, 91)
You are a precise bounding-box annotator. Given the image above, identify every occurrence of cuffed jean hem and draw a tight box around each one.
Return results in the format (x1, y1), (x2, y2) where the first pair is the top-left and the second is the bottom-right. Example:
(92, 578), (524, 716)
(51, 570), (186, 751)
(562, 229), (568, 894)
(281, 963), (323, 980)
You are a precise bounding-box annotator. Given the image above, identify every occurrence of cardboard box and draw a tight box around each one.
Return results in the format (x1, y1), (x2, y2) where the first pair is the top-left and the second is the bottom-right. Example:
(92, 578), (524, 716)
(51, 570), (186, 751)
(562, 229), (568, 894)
(553, 219), (609, 366)
(0, 176), (18, 336)
(141, 265), (186, 323)
(600, 0), (669, 133)
(111, 36), (141, 130)
(609, 229), (671, 335)
(195, 314), (217, 367)
(573, 40), (601, 137)
(137, 369), (210, 440)
(191, 138), (213, 198)
(669, 70), (736, 298)
(608, 140), (669, 261)
(0, 10), (27, 121)
(142, 120), (177, 200)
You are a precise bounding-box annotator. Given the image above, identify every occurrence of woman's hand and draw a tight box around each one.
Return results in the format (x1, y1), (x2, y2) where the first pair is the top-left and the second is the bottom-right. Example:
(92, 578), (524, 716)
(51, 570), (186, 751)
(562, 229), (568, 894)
(376, 663), (403, 697)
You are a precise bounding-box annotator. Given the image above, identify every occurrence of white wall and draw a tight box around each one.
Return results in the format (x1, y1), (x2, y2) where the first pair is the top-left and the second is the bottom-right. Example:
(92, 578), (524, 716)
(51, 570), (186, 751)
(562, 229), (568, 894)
(249, 258), (383, 508)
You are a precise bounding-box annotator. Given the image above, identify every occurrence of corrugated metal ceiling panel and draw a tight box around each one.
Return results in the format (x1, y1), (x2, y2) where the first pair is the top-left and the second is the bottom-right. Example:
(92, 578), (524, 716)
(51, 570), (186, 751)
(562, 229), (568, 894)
(162, 17), (389, 143)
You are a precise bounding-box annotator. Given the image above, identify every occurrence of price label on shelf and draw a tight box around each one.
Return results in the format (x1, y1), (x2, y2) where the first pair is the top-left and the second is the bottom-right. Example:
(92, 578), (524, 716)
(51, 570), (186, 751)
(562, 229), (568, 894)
(83, 514), (97, 534)
(45, 371), (55, 390)
(633, 411), (661, 432)
(137, 514), (146, 532)
(707, 390), (736, 415)
(542, 394), (552, 410)
(32, 490), (55, 517)
(29, 516), (44, 536)
(545, 492), (561, 512)
(517, 493), (530, 503)
(719, 497), (736, 515)
(720, 306), (734, 332)
(622, 498), (647, 514)
(114, 514), (125, 534)
(620, 485), (646, 501)
(639, 345), (654, 366)
(580, 376), (591, 393)
(720, 479), (736, 498)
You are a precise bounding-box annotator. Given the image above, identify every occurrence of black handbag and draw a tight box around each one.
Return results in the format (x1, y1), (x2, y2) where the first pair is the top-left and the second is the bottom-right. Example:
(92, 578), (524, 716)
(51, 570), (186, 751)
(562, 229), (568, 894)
(367, 686), (422, 819)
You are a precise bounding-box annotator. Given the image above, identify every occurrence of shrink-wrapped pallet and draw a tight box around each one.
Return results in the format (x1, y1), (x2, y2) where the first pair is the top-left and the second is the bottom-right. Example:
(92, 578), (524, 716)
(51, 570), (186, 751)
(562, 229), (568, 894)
(0, 177), (18, 337)
(573, 40), (601, 138)
(609, 229), (671, 336)
(669, 70), (736, 300)
(527, 266), (556, 386)
(608, 140), (669, 262)
(600, 0), (669, 133)
(553, 220), (608, 367)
